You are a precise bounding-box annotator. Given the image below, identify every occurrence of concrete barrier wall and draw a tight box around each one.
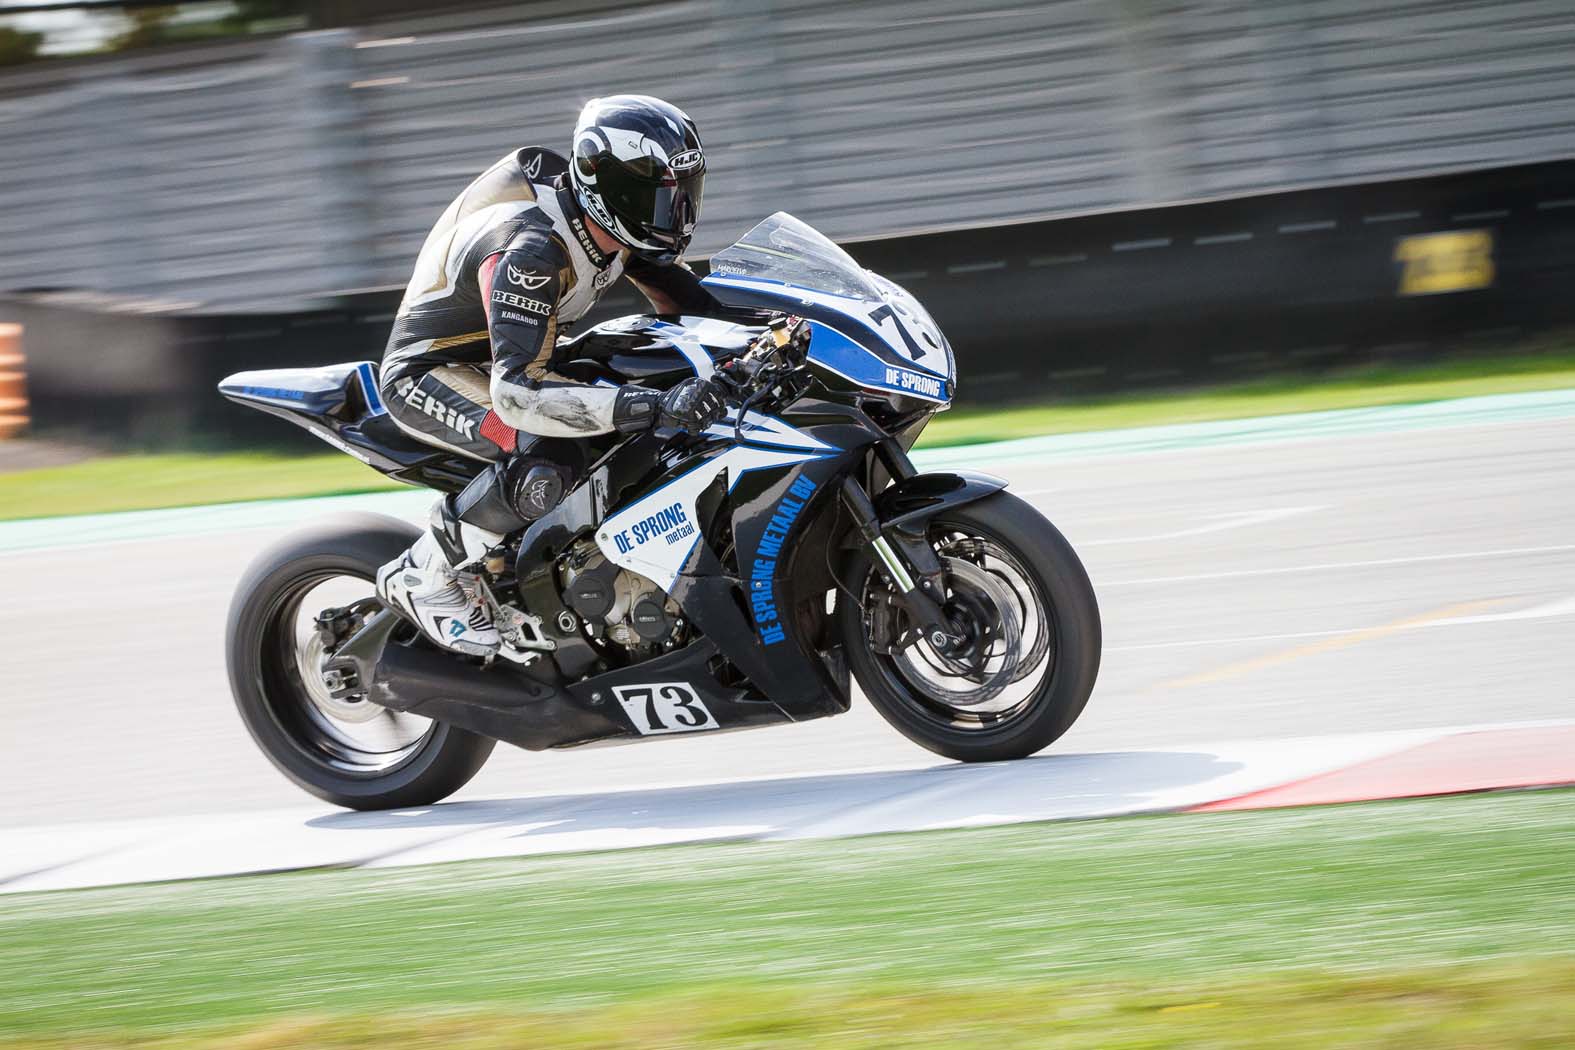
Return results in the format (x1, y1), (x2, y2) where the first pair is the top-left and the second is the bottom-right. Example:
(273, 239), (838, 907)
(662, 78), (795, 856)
(843, 157), (1575, 400)
(3, 0), (1575, 313)
(9, 157), (1573, 449)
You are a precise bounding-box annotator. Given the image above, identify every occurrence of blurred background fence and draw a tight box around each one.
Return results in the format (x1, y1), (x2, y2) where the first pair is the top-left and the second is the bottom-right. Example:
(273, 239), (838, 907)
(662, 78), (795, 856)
(3, 0), (1575, 443)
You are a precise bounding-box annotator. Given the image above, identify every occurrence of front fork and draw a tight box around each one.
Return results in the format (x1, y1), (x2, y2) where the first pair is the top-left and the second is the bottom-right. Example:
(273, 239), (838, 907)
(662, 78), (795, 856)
(839, 441), (958, 652)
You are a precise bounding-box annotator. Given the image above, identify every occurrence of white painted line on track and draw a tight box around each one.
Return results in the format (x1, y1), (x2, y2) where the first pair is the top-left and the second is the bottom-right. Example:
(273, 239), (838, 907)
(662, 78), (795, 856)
(15, 724), (1553, 895)
(1279, 220), (1337, 233)
(1107, 593), (1575, 652)
(946, 260), (1007, 274)
(1112, 237), (1172, 251)
(1363, 210), (1421, 224)
(1194, 232), (1253, 245)
(1428, 593), (1575, 626)
(1103, 544), (1575, 587)
(1027, 252), (1088, 266)
(769, 760), (1033, 840)
(1081, 505), (1322, 546)
(0, 490), (432, 558)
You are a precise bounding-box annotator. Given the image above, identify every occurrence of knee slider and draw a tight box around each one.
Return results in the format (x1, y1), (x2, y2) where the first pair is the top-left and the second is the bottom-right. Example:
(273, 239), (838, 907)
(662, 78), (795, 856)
(450, 457), (572, 536)
(452, 465), (527, 535)
(506, 458), (571, 521)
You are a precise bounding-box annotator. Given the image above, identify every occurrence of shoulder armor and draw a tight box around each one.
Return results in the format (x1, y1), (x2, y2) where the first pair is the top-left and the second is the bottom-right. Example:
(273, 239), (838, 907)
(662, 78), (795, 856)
(514, 146), (570, 184)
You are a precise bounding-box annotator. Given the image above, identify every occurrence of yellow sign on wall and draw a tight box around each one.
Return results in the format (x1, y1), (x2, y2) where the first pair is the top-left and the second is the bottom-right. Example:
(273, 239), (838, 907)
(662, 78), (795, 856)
(1394, 229), (1494, 296)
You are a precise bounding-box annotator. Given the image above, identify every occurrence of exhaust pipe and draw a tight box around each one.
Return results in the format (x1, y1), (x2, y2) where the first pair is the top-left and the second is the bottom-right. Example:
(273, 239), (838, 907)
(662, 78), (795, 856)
(368, 635), (631, 751)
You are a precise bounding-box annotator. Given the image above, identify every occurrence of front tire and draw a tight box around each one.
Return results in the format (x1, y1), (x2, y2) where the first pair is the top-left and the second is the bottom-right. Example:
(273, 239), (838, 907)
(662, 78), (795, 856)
(226, 513), (495, 810)
(840, 491), (1101, 762)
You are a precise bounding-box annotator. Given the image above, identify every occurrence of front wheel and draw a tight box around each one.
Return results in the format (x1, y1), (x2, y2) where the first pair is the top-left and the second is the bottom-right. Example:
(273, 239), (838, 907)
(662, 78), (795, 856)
(839, 491), (1101, 762)
(226, 513), (495, 810)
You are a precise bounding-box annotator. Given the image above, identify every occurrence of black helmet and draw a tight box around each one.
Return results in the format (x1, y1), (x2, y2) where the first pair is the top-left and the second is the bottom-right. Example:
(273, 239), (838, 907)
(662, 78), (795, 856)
(570, 95), (705, 264)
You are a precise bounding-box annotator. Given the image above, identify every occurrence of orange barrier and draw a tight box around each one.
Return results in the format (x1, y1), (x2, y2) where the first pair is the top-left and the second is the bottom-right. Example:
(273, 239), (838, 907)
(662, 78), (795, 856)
(0, 323), (26, 438)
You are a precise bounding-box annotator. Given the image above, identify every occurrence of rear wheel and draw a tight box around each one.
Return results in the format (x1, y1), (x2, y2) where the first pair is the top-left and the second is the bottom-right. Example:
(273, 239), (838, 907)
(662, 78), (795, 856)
(839, 492), (1101, 762)
(225, 513), (495, 809)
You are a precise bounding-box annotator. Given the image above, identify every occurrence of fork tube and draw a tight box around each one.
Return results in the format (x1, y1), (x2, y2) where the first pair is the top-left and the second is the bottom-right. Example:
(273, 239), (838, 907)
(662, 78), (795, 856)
(840, 478), (944, 631)
(874, 435), (917, 481)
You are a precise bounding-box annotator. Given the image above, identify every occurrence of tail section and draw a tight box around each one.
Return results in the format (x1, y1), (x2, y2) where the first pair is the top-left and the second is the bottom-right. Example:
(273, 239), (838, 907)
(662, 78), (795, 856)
(218, 360), (486, 494)
(218, 361), (384, 422)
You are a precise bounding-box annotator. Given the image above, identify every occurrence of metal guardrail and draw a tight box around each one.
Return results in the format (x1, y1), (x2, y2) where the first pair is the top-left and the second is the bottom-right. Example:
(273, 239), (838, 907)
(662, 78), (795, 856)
(3, 1), (1575, 313)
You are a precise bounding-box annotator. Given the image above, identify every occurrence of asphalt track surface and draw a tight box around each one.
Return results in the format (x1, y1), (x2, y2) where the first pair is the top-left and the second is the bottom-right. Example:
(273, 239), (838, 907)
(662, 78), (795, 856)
(4, 399), (1574, 831)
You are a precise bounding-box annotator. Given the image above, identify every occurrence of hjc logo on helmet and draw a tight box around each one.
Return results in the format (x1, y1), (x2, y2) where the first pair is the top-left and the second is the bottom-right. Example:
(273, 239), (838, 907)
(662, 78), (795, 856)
(669, 149), (703, 173)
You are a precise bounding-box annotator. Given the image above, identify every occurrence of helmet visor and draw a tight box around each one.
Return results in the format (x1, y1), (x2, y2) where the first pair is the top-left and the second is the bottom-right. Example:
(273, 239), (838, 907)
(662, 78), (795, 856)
(601, 168), (705, 241)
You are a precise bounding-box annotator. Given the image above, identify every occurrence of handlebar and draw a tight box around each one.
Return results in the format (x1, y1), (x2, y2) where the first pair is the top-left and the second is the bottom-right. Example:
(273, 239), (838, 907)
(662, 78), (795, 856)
(645, 317), (811, 447)
(714, 316), (812, 443)
(717, 316), (810, 392)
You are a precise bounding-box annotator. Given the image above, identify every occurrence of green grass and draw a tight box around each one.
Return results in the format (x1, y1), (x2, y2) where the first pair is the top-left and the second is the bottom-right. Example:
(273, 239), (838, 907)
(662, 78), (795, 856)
(4, 963), (1570, 1049)
(5, 349), (1575, 520)
(0, 451), (397, 520)
(921, 348), (1575, 445)
(2, 791), (1572, 1046)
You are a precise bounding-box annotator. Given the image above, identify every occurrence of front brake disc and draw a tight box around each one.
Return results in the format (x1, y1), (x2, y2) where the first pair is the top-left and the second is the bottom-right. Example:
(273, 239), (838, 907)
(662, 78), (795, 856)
(893, 556), (1023, 709)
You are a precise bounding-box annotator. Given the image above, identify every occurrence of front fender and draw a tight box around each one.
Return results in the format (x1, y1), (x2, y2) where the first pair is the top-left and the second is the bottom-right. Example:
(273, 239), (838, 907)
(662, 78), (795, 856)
(873, 469), (1007, 533)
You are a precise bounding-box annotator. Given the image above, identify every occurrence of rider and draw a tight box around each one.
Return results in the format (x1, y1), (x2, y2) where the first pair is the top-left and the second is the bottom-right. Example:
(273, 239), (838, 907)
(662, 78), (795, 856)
(375, 95), (728, 657)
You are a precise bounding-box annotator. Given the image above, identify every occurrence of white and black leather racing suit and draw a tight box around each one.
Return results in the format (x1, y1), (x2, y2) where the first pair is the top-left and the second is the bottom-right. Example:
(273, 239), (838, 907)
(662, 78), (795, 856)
(380, 146), (719, 510)
(375, 144), (727, 657)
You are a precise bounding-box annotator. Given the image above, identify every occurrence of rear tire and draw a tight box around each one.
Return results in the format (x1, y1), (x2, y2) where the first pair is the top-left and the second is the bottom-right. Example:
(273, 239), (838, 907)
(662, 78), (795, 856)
(840, 491), (1101, 762)
(226, 512), (495, 810)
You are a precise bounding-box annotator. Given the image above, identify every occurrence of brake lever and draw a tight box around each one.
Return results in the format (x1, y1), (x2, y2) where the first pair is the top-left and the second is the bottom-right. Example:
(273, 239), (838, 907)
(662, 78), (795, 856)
(733, 388), (766, 445)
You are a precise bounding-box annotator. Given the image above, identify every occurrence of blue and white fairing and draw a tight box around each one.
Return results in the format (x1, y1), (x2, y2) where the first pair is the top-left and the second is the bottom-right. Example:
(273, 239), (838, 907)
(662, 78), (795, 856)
(700, 213), (956, 405)
(592, 215), (956, 596)
(589, 318), (839, 592)
(593, 439), (831, 594)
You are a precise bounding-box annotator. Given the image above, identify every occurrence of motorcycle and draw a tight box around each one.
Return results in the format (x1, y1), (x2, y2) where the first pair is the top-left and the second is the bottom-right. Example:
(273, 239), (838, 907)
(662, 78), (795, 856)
(220, 213), (1101, 810)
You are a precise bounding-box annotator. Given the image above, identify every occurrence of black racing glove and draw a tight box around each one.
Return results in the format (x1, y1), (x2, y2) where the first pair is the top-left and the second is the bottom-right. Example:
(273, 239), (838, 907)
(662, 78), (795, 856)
(612, 378), (726, 434)
(658, 377), (727, 432)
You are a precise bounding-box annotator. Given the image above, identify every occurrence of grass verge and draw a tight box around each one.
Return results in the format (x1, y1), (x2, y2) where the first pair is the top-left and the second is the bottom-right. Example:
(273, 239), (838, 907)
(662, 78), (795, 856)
(0, 451), (397, 520)
(1, 790), (1571, 1045)
(4, 350), (1575, 520)
(4, 963), (1571, 1049)
(920, 348), (1575, 445)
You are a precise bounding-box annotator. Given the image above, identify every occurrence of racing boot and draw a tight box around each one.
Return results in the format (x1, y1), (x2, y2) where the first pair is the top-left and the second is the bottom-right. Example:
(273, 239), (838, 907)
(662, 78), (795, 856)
(376, 501), (502, 658)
